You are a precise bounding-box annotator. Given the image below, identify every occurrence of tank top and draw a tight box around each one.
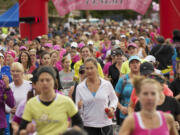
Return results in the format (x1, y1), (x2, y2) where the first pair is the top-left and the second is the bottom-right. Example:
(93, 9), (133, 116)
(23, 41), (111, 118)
(137, 48), (144, 58)
(131, 111), (169, 135)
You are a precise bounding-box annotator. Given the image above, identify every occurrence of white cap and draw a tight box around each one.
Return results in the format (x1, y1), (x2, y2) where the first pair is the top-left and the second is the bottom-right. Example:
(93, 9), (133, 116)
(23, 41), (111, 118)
(87, 40), (94, 46)
(129, 31), (134, 34)
(0, 34), (7, 39)
(139, 36), (145, 40)
(0, 53), (4, 58)
(120, 35), (126, 38)
(115, 40), (120, 45)
(145, 55), (156, 63)
(71, 42), (78, 48)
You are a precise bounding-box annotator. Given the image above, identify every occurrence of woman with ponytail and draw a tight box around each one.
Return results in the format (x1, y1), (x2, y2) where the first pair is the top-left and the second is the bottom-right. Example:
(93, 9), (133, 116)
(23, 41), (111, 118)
(119, 76), (178, 135)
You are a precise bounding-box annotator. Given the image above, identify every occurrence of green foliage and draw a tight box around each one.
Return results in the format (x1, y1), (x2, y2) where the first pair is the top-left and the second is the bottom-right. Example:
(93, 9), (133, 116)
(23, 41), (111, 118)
(0, 0), (18, 9)
(48, 1), (58, 15)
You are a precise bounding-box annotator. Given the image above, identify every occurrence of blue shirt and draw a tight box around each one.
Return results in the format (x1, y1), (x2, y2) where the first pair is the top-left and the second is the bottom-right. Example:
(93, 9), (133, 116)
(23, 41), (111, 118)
(115, 74), (133, 119)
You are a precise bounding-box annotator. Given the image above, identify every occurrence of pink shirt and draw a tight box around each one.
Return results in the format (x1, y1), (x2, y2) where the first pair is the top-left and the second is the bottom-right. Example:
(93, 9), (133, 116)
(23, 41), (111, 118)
(103, 62), (112, 75)
(59, 48), (66, 59)
(131, 111), (169, 135)
(56, 48), (66, 69)
(55, 62), (62, 71)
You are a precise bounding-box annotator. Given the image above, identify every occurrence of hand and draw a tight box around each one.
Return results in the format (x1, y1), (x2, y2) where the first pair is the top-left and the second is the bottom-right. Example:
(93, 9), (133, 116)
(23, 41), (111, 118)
(19, 130), (27, 135)
(26, 123), (36, 134)
(175, 94), (180, 100)
(175, 121), (180, 131)
(73, 77), (79, 82)
(2, 75), (9, 88)
(12, 122), (19, 135)
(105, 107), (114, 118)
(10, 107), (16, 115)
(120, 106), (128, 115)
(78, 100), (83, 109)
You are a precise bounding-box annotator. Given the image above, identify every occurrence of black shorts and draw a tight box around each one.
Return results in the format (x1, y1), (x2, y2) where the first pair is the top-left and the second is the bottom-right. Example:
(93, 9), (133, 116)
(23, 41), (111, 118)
(0, 128), (5, 135)
(84, 125), (113, 135)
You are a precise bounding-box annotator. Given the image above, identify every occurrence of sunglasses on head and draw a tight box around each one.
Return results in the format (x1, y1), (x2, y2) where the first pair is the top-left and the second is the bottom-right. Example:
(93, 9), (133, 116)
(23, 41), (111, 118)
(148, 74), (165, 84)
(79, 70), (85, 75)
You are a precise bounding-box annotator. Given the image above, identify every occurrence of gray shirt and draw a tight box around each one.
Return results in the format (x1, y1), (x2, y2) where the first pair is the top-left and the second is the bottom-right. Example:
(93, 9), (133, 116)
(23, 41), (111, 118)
(59, 70), (75, 96)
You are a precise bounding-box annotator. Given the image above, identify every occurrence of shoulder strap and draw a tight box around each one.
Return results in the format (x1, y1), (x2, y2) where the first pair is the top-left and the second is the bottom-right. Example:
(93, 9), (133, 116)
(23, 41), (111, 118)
(120, 75), (128, 95)
(154, 45), (164, 56)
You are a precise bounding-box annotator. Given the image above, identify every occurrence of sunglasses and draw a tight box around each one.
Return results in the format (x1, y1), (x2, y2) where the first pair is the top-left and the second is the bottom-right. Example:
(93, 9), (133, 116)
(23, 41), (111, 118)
(79, 70), (85, 75)
(148, 74), (165, 84)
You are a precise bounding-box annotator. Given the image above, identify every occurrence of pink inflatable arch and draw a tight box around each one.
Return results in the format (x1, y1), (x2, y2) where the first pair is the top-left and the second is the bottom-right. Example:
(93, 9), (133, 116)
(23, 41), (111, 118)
(19, 0), (180, 40)
(160, 0), (180, 38)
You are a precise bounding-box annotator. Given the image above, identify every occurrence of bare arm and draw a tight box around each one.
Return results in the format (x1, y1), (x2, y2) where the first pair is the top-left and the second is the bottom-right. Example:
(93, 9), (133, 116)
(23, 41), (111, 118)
(68, 86), (75, 99)
(12, 121), (19, 135)
(128, 99), (134, 115)
(116, 92), (128, 115)
(119, 115), (134, 135)
(142, 49), (147, 58)
(175, 93), (180, 100)
(165, 113), (179, 135)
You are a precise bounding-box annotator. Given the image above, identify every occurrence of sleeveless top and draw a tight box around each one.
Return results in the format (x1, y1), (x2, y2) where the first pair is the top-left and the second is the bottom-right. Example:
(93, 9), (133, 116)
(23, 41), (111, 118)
(137, 48), (144, 58)
(131, 111), (169, 135)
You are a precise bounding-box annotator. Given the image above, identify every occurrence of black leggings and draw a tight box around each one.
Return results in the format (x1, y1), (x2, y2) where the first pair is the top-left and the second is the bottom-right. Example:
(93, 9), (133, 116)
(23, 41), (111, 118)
(0, 128), (4, 135)
(84, 125), (113, 135)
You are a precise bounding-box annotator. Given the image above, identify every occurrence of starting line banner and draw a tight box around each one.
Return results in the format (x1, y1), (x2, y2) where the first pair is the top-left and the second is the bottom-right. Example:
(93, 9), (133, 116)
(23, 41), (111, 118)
(52, 0), (152, 16)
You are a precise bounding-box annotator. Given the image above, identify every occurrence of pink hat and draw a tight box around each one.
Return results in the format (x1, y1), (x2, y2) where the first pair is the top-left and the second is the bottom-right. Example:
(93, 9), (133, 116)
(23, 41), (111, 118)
(127, 43), (138, 49)
(20, 46), (27, 51)
(44, 43), (53, 48)
(7, 51), (15, 58)
(53, 45), (60, 51)
(78, 42), (85, 49)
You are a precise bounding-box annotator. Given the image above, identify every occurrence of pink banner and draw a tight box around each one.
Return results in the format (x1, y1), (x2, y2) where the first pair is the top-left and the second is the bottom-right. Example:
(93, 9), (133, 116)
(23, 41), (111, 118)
(52, 0), (152, 16)
(128, 0), (152, 14)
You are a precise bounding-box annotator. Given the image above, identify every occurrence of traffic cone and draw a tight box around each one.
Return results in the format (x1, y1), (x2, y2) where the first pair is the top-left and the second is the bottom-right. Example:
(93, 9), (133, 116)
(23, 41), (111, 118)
(169, 70), (174, 83)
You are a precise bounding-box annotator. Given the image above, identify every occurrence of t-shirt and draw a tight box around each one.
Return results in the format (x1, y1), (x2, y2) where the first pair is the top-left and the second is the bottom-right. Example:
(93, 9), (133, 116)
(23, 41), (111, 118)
(9, 80), (32, 107)
(13, 100), (26, 124)
(59, 70), (75, 96)
(115, 74), (133, 119)
(103, 61), (112, 75)
(170, 78), (180, 102)
(7, 80), (32, 122)
(23, 94), (78, 135)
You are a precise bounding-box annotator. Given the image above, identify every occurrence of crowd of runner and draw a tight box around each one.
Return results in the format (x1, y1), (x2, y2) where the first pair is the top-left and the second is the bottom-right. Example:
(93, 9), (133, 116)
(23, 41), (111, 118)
(0, 19), (180, 135)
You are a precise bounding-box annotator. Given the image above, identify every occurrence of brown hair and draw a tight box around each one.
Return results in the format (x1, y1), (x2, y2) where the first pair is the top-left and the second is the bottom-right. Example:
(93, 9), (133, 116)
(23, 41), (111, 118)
(80, 46), (93, 54)
(133, 76), (162, 95)
(61, 56), (68, 64)
(84, 57), (98, 68)
(176, 60), (180, 71)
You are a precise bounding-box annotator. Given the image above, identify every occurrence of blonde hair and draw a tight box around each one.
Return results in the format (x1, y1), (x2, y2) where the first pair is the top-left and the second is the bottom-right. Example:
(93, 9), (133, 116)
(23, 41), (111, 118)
(11, 62), (24, 72)
(50, 50), (59, 57)
(133, 76), (162, 95)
